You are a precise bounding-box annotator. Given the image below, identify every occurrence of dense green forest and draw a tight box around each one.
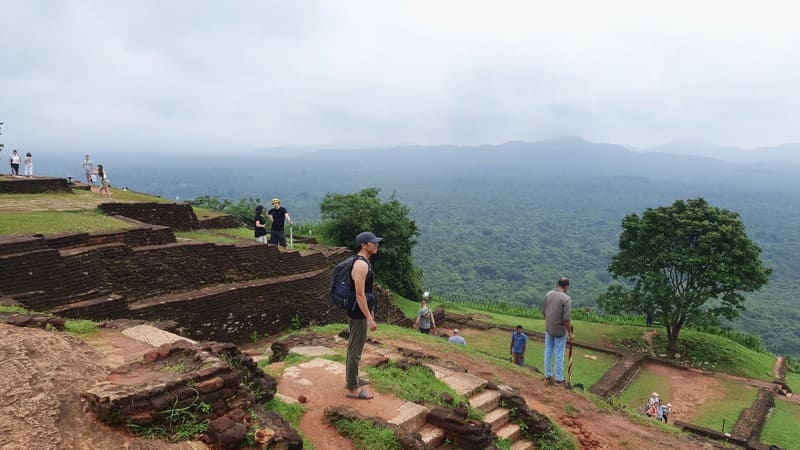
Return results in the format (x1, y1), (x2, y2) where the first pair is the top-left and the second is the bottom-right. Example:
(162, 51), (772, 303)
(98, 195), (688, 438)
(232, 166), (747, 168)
(36, 138), (800, 354)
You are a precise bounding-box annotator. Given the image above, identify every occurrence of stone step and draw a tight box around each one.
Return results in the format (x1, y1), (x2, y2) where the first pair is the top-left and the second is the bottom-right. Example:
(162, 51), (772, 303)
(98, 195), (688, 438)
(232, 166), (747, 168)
(440, 371), (488, 397)
(121, 324), (197, 347)
(418, 423), (445, 448)
(387, 401), (429, 432)
(496, 422), (521, 442)
(510, 439), (534, 450)
(422, 362), (456, 380)
(468, 390), (502, 413)
(483, 407), (510, 431)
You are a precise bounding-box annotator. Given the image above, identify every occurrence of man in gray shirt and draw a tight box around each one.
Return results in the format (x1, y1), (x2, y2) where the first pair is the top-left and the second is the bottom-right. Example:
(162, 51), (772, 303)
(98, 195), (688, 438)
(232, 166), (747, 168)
(542, 277), (573, 384)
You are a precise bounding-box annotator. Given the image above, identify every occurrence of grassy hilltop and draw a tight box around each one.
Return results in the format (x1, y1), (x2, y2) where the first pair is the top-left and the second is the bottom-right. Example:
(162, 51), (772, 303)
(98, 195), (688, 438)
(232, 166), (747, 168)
(1, 183), (799, 449)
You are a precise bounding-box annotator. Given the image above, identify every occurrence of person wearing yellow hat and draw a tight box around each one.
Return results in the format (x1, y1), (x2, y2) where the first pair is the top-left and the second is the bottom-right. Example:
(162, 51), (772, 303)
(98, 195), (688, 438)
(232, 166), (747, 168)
(267, 198), (293, 247)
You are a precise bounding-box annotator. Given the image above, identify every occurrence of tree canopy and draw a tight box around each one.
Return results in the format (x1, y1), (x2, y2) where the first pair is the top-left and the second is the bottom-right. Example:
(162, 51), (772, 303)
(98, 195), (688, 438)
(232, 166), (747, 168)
(598, 198), (771, 353)
(187, 195), (260, 226)
(319, 188), (422, 299)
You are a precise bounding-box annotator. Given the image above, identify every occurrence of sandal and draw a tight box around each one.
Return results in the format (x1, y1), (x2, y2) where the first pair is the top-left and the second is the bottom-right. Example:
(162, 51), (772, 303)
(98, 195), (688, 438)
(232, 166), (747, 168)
(343, 377), (369, 389)
(346, 389), (374, 400)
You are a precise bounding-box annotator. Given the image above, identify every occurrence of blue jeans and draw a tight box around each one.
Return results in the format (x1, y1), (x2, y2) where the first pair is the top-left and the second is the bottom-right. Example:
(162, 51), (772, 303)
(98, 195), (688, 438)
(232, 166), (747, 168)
(544, 332), (567, 381)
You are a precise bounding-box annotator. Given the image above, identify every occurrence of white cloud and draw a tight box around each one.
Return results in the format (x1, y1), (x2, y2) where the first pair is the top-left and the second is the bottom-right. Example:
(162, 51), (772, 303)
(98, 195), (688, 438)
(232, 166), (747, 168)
(1, 0), (799, 152)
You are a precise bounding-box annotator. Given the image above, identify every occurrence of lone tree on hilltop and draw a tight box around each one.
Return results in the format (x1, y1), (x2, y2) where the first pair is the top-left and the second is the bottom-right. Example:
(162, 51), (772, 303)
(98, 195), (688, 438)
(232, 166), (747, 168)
(319, 187), (422, 298)
(598, 198), (771, 354)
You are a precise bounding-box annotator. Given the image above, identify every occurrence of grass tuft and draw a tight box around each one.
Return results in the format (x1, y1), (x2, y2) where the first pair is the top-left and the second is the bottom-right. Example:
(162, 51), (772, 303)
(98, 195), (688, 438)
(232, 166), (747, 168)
(331, 417), (400, 450)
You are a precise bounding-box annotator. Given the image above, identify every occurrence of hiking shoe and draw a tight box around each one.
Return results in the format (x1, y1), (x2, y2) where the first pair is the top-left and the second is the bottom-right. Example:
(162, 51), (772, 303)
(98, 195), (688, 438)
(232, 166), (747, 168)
(553, 380), (566, 387)
(544, 376), (553, 383)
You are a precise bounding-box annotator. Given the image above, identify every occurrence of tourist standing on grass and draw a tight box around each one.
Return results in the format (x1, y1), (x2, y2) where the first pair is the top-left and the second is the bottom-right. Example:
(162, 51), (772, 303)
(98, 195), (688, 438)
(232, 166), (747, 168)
(413, 293), (437, 335)
(254, 205), (268, 243)
(448, 329), (466, 345)
(82, 154), (94, 185)
(9, 150), (20, 176)
(345, 231), (381, 400)
(661, 403), (672, 423)
(23, 152), (32, 178)
(267, 198), (292, 247)
(95, 164), (111, 197)
(543, 277), (573, 384)
(510, 325), (527, 366)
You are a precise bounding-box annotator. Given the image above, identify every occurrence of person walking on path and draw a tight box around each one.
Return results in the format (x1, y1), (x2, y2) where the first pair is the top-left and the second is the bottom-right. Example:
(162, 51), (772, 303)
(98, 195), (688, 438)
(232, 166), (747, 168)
(510, 325), (527, 366)
(267, 198), (293, 247)
(95, 164), (111, 197)
(82, 154), (94, 185)
(448, 329), (466, 345)
(345, 231), (381, 400)
(543, 277), (573, 384)
(23, 152), (33, 177)
(254, 205), (268, 243)
(9, 150), (20, 176)
(413, 293), (437, 335)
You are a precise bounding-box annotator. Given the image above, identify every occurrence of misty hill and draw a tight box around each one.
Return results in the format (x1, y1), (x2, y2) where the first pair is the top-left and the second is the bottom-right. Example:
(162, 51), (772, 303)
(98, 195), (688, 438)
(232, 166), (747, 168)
(32, 138), (800, 354)
(644, 140), (800, 168)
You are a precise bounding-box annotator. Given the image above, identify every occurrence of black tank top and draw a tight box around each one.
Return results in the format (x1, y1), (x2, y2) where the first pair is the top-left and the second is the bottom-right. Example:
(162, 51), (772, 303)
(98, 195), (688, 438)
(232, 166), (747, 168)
(347, 255), (374, 319)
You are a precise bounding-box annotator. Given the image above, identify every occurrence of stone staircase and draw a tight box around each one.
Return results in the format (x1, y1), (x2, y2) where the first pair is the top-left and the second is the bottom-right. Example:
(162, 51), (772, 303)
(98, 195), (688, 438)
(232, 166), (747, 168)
(369, 345), (536, 449)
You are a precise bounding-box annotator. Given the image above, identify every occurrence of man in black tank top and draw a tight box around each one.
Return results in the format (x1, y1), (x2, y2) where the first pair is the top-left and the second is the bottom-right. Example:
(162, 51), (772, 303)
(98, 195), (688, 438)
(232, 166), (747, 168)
(345, 231), (382, 400)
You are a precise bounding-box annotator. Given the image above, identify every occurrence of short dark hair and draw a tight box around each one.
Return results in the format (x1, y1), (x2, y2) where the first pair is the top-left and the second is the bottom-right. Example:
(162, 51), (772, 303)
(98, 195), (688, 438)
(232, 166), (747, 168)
(516, 325), (523, 330)
(557, 277), (570, 287)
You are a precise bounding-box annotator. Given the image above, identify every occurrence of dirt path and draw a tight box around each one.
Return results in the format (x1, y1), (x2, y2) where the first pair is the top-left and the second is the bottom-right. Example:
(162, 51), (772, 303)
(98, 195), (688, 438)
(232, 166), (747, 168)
(376, 336), (721, 450)
(0, 324), (204, 450)
(276, 356), (408, 450)
(639, 362), (726, 424)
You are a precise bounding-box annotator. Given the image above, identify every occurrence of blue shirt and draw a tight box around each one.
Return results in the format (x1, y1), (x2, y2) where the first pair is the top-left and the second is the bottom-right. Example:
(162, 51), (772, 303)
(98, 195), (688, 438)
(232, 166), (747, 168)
(511, 332), (527, 353)
(449, 335), (466, 345)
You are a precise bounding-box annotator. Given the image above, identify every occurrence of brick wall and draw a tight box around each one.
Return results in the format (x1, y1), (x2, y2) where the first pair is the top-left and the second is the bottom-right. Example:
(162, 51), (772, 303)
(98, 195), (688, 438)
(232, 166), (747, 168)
(98, 202), (199, 231)
(198, 215), (242, 229)
(0, 228), (362, 344)
(130, 269), (339, 343)
(103, 242), (338, 301)
(0, 177), (72, 194)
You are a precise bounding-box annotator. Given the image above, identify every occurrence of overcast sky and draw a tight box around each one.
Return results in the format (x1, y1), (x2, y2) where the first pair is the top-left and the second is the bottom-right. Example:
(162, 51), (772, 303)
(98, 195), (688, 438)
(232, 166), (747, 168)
(1, 0), (799, 153)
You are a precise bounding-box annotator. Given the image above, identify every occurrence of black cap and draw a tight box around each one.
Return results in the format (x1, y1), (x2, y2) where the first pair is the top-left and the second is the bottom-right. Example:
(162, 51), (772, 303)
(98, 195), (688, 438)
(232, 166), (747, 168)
(356, 231), (383, 246)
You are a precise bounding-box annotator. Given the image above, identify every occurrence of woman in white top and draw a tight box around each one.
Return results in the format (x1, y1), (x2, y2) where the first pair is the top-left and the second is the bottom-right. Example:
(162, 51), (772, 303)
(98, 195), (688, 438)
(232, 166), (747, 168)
(23, 152), (33, 177)
(9, 150), (20, 176)
(95, 164), (111, 197)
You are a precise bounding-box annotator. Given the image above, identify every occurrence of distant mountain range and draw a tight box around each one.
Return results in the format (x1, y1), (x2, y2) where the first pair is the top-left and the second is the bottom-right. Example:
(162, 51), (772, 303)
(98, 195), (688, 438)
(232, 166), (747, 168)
(28, 137), (800, 355)
(642, 140), (800, 167)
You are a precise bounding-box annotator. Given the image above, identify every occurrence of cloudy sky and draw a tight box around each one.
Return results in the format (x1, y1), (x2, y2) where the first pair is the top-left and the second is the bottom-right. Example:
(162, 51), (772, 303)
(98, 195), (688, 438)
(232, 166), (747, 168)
(1, 0), (799, 153)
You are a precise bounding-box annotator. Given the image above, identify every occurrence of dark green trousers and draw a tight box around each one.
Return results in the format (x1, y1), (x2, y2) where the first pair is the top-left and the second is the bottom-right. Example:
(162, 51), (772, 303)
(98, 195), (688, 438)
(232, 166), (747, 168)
(346, 317), (367, 390)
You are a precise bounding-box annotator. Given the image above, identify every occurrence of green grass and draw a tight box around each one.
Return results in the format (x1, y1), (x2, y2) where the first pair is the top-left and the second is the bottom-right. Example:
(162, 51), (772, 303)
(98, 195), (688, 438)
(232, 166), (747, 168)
(331, 417), (400, 450)
(616, 369), (671, 413)
(392, 293), (424, 318)
(0, 210), (131, 235)
(174, 230), (241, 244)
(691, 379), (757, 432)
(366, 361), (468, 409)
(0, 306), (100, 337)
(0, 305), (28, 314)
(64, 319), (100, 337)
(785, 370), (800, 392)
(761, 398), (800, 449)
(213, 227), (257, 240)
(466, 328), (617, 388)
(655, 331), (776, 381)
(617, 366), (757, 432)
(127, 388), (211, 442)
(263, 397), (306, 428)
(104, 189), (170, 203)
(436, 301), (642, 349)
